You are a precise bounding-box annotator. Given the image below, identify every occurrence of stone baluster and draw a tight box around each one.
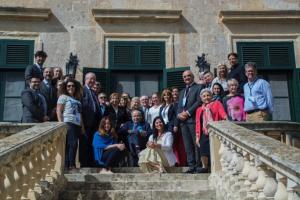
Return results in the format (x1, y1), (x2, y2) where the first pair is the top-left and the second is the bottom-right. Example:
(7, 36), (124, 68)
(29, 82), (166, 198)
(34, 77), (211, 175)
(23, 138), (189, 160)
(274, 173), (288, 200)
(226, 145), (240, 200)
(231, 147), (245, 199)
(286, 179), (300, 200)
(256, 162), (267, 200)
(263, 168), (277, 199)
(239, 151), (250, 199)
(246, 155), (259, 199)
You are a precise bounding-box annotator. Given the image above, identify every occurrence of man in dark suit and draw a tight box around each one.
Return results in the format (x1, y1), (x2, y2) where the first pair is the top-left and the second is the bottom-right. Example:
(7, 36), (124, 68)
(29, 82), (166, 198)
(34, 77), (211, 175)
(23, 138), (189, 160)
(25, 51), (47, 86)
(39, 67), (57, 121)
(21, 77), (49, 123)
(177, 70), (203, 173)
(81, 72), (102, 167)
(227, 52), (247, 93)
(98, 92), (109, 117)
(118, 110), (152, 166)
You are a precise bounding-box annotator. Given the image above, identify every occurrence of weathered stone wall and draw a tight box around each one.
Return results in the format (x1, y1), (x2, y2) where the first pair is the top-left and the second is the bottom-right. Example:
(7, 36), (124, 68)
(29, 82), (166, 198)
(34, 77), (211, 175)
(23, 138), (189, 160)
(0, 0), (299, 80)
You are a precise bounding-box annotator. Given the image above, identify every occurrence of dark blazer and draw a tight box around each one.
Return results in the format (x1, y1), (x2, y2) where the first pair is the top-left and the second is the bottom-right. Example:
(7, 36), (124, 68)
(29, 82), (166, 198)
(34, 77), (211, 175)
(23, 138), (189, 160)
(228, 63), (247, 93)
(107, 105), (129, 131)
(39, 81), (57, 120)
(99, 103), (109, 117)
(25, 64), (43, 82)
(21, 88), (45, 123)
(82, 86), (101, 128)
(159, 103), (176, 132)
(177, 82), (204, 124)
(118, 121), (152, 149)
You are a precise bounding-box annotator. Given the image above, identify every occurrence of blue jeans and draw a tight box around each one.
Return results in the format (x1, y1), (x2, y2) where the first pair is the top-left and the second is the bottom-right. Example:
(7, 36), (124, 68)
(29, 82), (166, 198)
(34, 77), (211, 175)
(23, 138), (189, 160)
(65, 123), (81, 168)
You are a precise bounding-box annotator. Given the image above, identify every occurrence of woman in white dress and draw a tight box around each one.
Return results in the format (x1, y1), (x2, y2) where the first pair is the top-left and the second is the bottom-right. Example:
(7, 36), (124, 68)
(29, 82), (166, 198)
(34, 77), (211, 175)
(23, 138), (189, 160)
(147, 92), (162, 129)
(139, 116), (177, 173)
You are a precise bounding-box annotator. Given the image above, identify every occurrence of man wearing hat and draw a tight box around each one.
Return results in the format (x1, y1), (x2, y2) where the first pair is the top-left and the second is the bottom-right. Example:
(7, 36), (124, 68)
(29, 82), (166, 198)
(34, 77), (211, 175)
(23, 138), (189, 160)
(25, 50), (48, 86)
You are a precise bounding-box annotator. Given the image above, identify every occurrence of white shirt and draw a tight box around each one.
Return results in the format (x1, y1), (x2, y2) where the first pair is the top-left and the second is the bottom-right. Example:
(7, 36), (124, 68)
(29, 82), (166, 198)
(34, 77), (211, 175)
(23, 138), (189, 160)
(147, 105), (162, 128)
(148, 132), (177, 166)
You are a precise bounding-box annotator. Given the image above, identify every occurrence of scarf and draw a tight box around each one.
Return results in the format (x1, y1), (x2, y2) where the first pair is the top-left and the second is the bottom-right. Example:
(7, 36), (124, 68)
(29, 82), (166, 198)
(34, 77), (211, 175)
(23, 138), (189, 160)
(202, 102), (213, 135)
(92, 131), (115, 165)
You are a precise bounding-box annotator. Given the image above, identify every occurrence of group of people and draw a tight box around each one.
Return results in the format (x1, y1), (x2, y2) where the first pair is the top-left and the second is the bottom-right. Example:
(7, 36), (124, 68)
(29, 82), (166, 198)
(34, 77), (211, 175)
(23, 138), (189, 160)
(21, 51), (274, 174)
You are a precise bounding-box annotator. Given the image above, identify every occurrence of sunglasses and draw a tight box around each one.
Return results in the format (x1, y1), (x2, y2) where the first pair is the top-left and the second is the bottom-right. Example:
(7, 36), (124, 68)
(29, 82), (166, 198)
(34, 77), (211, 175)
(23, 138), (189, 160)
(67, 85), (75, 88)
(99, 96), (106, 99)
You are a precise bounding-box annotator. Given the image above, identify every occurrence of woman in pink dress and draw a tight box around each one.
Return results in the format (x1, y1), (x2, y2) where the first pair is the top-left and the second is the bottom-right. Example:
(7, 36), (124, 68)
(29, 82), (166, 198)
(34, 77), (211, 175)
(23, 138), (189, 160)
(222, 78), (246, 121)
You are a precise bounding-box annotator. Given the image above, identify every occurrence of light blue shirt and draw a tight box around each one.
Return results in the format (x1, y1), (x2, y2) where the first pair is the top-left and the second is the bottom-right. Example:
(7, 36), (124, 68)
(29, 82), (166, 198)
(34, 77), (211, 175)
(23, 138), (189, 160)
(244, 78), (274, 113)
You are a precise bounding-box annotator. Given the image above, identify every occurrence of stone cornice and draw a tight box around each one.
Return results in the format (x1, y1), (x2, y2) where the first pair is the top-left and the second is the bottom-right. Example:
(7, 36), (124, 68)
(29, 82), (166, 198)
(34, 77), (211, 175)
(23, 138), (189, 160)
(219, 10), (300, 23)
(92, 8), (182, 23)
(0, 7), (51, 21)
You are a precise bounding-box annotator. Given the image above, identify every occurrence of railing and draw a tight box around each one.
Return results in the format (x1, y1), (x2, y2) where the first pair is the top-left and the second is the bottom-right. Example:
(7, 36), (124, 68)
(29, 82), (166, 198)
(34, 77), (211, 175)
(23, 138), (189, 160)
(0, 123), (34, 139)
(208, 121), (300, 200)
(237, 121), (300, 148)
(0, 122), (67, 200)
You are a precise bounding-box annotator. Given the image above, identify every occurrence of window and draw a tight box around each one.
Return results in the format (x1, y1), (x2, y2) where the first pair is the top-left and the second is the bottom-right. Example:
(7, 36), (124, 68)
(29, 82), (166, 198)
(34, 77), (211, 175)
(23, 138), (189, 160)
(0, 39), (34, 122)
(237, 41), (296, 121)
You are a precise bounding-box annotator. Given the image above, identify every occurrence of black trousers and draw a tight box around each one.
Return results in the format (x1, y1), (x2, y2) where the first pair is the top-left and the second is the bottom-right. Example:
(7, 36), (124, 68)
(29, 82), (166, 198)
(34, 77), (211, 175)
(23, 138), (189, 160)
(101, 147), (123, 168)
(180, 122), (200, 168)
(65, 123), (80, 168)
(79, 126), (97, 167)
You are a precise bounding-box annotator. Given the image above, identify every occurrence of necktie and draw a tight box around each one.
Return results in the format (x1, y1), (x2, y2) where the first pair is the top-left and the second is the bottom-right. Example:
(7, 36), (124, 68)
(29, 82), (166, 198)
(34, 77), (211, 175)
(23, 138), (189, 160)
(182, 85), (190, 108)
(184, 85), (190, 97)
(89, 89), (97, 112)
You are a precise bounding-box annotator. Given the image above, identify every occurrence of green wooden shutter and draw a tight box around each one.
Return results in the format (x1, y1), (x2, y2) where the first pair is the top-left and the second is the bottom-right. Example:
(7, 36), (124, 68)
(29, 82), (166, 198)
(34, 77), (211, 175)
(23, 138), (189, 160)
(292, 68), (300, 122)
(163, 67), (190, 91)
(109, 41), (165, 70)
(0, 40), (34, 69)
(237, 42), (295, 69)
(83, 68), (110, 94)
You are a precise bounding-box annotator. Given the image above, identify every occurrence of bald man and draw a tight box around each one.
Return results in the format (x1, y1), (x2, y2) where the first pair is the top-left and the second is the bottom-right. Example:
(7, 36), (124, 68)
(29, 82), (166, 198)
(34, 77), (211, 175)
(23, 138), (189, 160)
(176, 70), (204, 173)
(80, 72), (102, 167)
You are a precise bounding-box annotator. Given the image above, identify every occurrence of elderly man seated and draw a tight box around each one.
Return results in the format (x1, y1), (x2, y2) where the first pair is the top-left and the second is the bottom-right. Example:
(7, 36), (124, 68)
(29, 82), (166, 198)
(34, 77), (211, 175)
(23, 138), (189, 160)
(119, 109), (152, 166)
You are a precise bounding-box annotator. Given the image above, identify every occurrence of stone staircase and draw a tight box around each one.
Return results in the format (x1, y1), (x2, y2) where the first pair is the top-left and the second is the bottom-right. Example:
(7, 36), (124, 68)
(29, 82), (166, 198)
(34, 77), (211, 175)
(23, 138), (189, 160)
(59, 167), (216, 200)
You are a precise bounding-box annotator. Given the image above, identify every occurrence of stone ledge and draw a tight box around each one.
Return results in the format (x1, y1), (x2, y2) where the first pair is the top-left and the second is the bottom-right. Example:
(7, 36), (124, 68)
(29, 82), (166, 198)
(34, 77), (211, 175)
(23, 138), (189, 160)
(0, 122), (67, 166)
(208, 121), (300, 184)
(0, 7), (51, 21)
(0, 122), (34, 139)
(92, 9), (182, 23)
(219, 10), (300, 23)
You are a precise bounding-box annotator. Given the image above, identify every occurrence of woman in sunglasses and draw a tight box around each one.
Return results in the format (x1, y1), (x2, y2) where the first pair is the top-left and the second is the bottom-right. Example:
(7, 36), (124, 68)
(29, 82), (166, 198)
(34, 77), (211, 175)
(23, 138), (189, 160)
(57, 78), (83, 170)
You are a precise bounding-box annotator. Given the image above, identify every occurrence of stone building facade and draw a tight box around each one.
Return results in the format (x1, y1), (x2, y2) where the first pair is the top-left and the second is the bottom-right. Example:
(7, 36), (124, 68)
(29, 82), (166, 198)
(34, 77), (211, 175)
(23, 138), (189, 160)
(0, 0), (299, 122)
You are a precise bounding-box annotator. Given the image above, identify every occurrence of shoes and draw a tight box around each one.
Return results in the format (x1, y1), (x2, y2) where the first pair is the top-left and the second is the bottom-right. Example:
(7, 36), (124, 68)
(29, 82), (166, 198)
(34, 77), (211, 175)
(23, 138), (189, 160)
(195, 167), (209, 173)
(185, 167), (195, 174)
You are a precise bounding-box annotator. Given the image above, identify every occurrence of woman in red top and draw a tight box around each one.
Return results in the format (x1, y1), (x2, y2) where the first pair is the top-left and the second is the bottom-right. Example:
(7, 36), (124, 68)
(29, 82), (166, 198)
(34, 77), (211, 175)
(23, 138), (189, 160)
(195, 88), (227, 173)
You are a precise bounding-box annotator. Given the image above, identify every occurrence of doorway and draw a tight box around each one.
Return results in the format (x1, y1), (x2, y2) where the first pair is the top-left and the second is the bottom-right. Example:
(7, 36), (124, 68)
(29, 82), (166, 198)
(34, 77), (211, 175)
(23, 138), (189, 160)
(111, 71), (162, 97)
(258, 70), (293, 121)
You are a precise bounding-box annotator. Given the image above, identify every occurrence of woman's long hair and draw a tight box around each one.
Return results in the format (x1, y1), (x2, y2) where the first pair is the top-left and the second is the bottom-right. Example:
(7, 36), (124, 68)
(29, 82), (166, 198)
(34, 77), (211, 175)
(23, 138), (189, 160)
(98, 116), (118, 139)
(58, 78), (82, 100)
(161, 89), (173, 106)
(152, 116), (166, 142)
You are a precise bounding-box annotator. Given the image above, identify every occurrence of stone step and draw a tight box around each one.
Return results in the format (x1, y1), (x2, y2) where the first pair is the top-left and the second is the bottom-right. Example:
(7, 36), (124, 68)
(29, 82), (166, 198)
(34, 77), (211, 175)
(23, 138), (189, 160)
(64, 172), (210, 182)
(59, 189), (216, 200)
(65, 167), (191, 174)
(65, 179), (210, 191)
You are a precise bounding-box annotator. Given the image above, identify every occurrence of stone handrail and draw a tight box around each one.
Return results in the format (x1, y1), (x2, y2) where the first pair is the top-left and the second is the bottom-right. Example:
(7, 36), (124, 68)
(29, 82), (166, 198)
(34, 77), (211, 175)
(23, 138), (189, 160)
(208, 121), (300, 200)
(0, 122), (67, 200)
(237, 121), (300, 148)
(0, 123), (35, 139)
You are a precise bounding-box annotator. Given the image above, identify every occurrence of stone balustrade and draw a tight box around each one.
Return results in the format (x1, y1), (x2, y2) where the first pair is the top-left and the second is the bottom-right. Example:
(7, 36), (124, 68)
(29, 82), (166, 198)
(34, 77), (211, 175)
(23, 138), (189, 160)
(0, 123), (35, 139)
(208, 121), (300, 200)
(0, 122), (67, 200)
(237, 121), (300, 148)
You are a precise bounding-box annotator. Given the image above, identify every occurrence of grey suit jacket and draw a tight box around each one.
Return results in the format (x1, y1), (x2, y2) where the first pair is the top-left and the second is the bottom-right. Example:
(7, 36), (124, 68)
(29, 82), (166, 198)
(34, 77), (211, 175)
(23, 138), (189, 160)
(39, 81), (57, 119)
(21, 88), (45, 123)
(25, 64), (43, 82)
(177, 82), (204, 124)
